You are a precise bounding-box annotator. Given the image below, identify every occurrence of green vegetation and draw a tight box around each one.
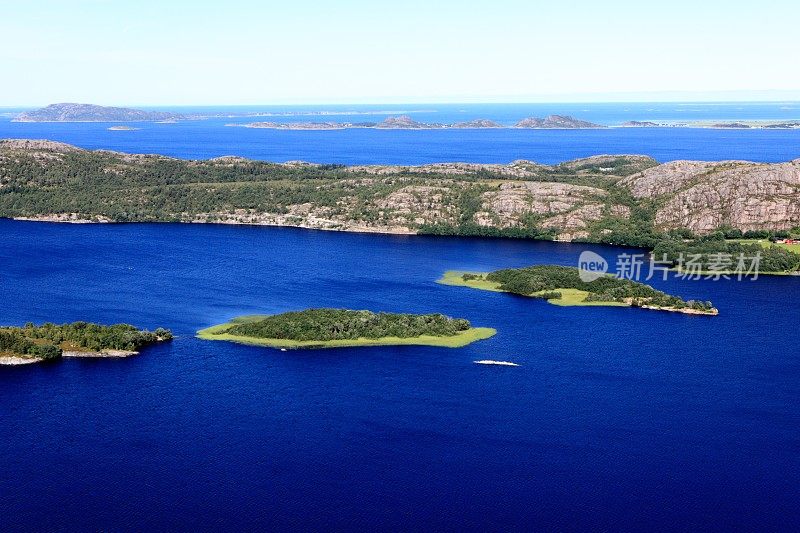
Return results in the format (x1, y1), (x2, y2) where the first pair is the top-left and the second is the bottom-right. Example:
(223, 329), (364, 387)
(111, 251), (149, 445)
(652, 233), (800, 274)
(439, 265), (717, 314)
(197, 309), (496, 349)
(0, 322), (173, 362)
(1, 144), (796, 276)
(0, 145), (652, 228)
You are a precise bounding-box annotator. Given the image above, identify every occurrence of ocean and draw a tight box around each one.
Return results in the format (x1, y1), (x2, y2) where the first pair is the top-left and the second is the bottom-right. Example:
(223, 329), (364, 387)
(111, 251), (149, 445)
(1, 103), (800, 530)
(1, 102), (800, 164)
(1, 220), (799, 530)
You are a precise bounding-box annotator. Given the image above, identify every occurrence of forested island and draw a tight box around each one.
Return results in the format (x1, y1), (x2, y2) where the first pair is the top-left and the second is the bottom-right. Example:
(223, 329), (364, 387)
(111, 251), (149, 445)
(439, 265), (718, 315)
(197, 309), (496, 349)
(0, 322), (173, 365)
(1, 140), (798, 273)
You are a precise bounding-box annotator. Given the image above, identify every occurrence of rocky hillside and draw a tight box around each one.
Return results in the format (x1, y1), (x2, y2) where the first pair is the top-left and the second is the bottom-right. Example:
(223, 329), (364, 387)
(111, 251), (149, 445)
(14, 103), (182, 122)
(620, 160), (800, 232)
(0, 139), (797, 242)
(514, 115), (604, 129)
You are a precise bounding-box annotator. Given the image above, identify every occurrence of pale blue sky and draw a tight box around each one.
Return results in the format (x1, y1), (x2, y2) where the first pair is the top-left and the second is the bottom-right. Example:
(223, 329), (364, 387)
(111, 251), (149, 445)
(2, 0), (799, 105)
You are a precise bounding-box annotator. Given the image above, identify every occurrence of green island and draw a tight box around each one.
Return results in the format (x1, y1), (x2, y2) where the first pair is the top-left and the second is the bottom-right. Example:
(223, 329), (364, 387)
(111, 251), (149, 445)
(197, 309), (496, 349)
(0, 322), (173, 365)
(438, 265), (718, 315)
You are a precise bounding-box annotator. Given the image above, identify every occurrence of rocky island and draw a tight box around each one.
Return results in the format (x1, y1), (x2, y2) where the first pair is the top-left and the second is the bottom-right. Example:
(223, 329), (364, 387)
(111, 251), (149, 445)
(0, 322), (173, 365)
(514, 115), (604, 128)
(13, 103), (183, 122)
(438, 265), (718, 315)
(197, 309), (496, 349)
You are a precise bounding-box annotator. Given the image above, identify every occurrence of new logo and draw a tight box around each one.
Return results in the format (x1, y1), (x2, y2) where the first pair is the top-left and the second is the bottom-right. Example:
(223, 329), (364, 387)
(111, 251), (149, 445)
(578, 251), (608, 282)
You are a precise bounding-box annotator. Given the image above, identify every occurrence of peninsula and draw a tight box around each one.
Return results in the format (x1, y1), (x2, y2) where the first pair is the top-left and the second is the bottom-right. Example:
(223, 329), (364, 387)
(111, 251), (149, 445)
(0, 322), (173, 365)
(438, 265), (718, 315)
(1, 140), (798, 273)
(197, 309), (496, 349)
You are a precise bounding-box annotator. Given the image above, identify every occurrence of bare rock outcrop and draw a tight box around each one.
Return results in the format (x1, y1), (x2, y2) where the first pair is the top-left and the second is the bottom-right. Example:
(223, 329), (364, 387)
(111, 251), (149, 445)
(622, 160), (800, 232)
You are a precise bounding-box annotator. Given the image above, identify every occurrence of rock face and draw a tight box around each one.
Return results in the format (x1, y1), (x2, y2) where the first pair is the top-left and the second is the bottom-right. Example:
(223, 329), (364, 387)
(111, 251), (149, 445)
(14, 103), (182, 122)
(621, 160), (800, 232)
(451, 119), (503, 128)
(0, 139), (81, 152)
(376, 115), (433, 129)
(514, 115), (603, 129)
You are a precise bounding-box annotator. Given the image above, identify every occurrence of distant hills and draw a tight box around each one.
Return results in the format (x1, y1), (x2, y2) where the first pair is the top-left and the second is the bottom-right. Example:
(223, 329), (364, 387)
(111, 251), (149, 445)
(15, 104), (605, 128)
(13, 103), (182, 122)
(229, 114), (604, 130)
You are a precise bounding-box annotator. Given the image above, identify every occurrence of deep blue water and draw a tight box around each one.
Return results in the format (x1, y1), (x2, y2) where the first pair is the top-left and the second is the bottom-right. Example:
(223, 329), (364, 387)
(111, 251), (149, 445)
(1, 219), (799, 530)
(2, 102), (800, 164)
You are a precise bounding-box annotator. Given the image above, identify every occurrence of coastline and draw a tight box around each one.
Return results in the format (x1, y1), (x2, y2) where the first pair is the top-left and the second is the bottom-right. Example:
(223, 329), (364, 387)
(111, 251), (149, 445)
(0, 355), (45, 365)
(0, 349), (140, 366)
(197, 322), (496, 350)
(438, 270), (719, 315)
(62, 349), (139, 358)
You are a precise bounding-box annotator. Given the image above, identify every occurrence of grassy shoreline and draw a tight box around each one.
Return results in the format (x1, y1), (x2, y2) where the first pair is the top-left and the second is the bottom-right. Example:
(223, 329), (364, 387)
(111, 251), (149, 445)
(437, 269), (717, 314)
(197, 315), (496, 350)
(437, 271), (628, 307)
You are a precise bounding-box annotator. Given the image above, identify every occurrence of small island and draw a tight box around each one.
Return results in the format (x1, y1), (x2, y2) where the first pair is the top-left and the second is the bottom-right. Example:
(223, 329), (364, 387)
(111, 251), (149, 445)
(197, 309), (496, 349)
(0, 322), (173, 365)
(107, 125), (141, 131)
(438, 265), (718, 315)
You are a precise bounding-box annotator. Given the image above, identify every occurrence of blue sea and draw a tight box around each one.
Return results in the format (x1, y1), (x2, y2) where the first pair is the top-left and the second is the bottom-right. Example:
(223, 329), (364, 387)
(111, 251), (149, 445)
(1, 102), (800, 164)
(1, 103), (800, 530)
(1, 220), (799, 530)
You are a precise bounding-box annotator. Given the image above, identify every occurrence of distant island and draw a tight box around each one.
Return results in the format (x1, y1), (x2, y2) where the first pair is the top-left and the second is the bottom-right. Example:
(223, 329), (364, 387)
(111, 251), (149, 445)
(228, 114), (604, 130)
(13, 103), (183, 122)
(0, 322), (173, 365)
(108, 125), (141, 131)
(438, 265), (718, 315)
(12, 104), (799, 130)
(197, 309), (496, 349)
(620, 119), (800, 129)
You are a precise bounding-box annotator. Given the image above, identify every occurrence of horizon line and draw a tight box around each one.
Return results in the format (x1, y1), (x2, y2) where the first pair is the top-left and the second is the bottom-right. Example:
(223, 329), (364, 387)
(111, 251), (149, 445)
(4, 98), (800, 109)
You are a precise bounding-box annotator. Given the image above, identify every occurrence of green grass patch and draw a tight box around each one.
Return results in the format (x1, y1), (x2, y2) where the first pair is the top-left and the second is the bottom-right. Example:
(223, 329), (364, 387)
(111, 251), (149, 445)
(197, 314), (496, 350)
(730, 238), (800, 255)
(437, 271), (628, 307)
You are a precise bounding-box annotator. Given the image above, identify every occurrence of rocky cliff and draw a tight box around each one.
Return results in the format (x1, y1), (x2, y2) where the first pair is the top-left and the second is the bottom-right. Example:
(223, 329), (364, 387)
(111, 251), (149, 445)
(620, 160), (800, 232)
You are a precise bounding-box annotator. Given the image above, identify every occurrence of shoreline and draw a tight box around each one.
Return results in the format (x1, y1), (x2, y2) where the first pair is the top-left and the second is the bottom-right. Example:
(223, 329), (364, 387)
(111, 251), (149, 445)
(0, 355), (45, 365)
(62, 349), (139, 358)
(197, 322), (496, 350)
(438, 270), (719, 315)
(0, 349), (140, 366)
(7, 218), (799, 278)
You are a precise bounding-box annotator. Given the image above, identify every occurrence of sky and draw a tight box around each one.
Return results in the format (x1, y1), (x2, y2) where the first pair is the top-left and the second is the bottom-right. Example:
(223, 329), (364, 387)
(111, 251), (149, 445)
(2, 0), (799, 105)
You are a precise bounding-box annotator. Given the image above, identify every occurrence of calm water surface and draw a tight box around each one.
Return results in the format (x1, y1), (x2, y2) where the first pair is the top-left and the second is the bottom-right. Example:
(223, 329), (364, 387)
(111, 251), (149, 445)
(2, 102), (800, 164)
(1, 220), (799, 530)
